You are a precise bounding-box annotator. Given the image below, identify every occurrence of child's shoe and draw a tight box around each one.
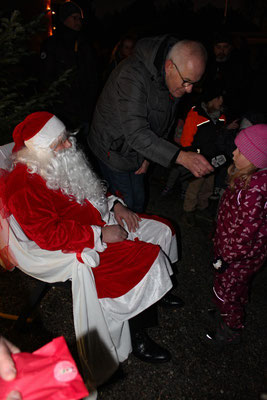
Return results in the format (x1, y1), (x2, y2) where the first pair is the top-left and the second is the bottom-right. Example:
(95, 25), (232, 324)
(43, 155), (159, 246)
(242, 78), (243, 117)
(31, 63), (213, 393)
(206, 316), (241, 346)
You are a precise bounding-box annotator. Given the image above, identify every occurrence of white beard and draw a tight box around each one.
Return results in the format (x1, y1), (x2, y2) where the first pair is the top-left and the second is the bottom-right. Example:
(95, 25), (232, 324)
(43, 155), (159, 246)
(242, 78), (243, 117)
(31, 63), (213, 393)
(14, 138), (107, 205)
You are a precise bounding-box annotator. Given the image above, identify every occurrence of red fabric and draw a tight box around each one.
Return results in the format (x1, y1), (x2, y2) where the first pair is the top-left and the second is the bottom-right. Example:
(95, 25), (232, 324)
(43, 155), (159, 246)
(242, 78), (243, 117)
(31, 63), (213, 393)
(12, 112), (54, 153)
(180, 107), (208, 147)
(0, 169), (18, 269)
(94, 240), (160, 298)
(0, 168), (11, 219)
(76, 251), (83, 264)
(0, 336), (88, 400)
(5, 164), (102, 252)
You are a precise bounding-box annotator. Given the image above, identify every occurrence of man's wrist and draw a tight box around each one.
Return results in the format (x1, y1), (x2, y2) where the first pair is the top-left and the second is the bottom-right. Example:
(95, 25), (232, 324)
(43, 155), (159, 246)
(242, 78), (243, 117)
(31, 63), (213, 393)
(175, 150), (185, 166)
(171, 149), (181, 166)
(111, 200), (122, 212)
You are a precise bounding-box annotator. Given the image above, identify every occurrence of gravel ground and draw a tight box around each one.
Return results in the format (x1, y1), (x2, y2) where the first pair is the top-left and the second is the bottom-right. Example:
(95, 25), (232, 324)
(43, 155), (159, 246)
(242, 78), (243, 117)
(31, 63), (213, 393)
(0, 164), (266, 400)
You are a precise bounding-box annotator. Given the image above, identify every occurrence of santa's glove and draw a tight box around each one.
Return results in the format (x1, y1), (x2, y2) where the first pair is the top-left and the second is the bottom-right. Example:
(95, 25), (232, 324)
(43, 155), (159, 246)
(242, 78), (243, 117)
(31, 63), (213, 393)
(212, 257), (229, 273)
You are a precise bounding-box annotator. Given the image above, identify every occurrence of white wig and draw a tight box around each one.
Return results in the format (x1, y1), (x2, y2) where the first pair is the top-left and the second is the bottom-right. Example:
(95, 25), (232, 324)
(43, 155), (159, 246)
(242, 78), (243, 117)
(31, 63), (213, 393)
(14, 138), (107, 205)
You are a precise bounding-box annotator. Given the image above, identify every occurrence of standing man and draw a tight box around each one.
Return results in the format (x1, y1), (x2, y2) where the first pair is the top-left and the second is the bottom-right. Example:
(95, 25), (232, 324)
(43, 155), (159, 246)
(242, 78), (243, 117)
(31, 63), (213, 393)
(40, 1), (98, 149)
(88, 35), (213, 212)
(205, 32), (251, 121)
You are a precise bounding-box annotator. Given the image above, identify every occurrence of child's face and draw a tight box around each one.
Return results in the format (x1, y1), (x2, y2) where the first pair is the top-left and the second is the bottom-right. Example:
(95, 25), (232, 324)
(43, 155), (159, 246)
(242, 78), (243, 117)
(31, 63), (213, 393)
(232, 148), (251, 170)
(208, 95), (223, 110)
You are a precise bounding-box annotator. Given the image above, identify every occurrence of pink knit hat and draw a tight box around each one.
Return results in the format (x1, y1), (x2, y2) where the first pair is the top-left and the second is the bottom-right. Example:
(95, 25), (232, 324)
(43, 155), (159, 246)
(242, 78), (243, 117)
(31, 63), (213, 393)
(235, 124), (267, 168)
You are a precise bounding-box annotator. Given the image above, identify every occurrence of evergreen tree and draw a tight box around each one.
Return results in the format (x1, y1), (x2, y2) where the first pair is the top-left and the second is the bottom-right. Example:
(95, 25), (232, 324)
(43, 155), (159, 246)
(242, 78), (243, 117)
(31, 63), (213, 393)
(0, 10), (71, 145)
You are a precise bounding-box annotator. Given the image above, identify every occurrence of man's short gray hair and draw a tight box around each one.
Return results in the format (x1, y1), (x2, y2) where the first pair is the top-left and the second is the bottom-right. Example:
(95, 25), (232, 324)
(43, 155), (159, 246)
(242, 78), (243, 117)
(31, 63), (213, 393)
(167, 39), (207, 64)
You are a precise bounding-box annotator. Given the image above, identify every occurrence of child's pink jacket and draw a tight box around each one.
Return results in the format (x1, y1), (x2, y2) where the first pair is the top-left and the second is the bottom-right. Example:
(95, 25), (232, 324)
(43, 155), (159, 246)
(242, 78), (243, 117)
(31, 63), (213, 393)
(214, 169), (267, 268)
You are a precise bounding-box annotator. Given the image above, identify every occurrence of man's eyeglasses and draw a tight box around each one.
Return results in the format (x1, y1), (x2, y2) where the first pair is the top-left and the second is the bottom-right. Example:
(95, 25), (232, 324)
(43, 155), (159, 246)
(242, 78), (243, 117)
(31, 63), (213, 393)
(171, 60), (199, 87)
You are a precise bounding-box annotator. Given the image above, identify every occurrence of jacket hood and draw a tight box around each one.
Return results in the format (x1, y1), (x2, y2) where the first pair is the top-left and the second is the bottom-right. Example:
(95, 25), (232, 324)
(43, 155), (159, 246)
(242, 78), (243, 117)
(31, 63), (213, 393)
(133, 34), (178, 80)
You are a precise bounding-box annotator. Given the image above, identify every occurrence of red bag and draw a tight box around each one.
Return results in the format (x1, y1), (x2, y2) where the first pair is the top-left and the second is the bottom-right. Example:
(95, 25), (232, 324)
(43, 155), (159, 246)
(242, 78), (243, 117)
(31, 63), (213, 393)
(0, 336), (89, 400)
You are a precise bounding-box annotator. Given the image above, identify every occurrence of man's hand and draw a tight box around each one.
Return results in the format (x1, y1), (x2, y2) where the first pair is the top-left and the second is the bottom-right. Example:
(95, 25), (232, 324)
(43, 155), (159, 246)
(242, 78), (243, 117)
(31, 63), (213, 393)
(176, 151), (214, 178)
(101, 224), (128, 243)
(135, 160), (150, 175)
(0, 336), (21, 400)
(114, 202), (141, 232)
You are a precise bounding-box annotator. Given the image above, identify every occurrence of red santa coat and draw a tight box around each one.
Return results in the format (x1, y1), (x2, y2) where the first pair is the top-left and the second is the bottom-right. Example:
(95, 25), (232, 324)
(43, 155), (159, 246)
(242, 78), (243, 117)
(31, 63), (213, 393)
(4, 163), (177, 299)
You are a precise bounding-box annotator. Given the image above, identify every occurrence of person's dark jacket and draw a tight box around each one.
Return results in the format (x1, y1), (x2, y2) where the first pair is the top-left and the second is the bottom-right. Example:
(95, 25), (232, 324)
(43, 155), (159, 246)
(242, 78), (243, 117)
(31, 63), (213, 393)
(39, 23), (98, 130)
(180, 103), (226, 162)
(88, 35), (181, 172)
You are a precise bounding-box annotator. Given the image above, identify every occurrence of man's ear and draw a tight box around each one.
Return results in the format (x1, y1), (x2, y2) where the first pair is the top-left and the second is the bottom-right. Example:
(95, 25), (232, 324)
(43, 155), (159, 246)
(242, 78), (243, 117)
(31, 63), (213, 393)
(165, 59), (172, 74)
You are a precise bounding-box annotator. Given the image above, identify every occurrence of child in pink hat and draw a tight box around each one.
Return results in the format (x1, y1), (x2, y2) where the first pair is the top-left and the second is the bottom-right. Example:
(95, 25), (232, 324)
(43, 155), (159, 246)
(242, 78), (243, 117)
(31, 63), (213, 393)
(207, 124), (267, 346)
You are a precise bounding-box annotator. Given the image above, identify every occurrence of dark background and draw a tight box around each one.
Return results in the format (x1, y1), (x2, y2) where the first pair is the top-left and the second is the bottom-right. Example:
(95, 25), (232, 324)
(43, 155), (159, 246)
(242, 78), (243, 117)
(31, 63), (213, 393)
(2, 0), (267, 62)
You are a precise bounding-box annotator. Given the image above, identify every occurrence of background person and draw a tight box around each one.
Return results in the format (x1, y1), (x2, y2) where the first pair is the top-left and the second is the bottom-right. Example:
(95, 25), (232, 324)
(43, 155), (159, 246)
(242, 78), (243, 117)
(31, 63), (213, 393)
(103, 34), (137, 84)
(179, 84), (227, 226)
(39, 1), (98, 151)
(205, 31), (251, 122)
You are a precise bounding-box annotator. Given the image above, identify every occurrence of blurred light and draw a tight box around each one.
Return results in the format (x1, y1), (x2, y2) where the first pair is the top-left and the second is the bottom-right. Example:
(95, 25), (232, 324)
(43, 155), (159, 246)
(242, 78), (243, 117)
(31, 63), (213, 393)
(46, 0), (52, 36)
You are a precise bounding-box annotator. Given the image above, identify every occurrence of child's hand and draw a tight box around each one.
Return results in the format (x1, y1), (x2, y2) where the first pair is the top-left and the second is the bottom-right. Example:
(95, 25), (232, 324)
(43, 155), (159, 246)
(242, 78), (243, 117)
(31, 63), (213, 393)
(226, 119), (239, 130)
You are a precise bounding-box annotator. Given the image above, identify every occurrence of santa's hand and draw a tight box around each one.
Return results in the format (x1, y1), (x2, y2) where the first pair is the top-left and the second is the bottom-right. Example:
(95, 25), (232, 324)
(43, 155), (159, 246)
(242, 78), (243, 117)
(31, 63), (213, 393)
(114, 202), (141, 232)
(0, 336), (22, 400)
(101, 225), (128, 243)
(176, 151), (213, 178)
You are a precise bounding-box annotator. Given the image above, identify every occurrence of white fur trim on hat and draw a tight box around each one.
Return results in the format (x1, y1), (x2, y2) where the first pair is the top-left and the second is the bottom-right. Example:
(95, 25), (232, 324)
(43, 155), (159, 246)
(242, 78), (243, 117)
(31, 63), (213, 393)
(24, 115), (66, 152)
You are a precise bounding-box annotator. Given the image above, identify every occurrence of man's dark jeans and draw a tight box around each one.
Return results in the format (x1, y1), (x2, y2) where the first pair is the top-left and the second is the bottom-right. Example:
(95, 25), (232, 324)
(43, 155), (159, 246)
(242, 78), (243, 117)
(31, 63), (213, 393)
(97, 158), (145, 212)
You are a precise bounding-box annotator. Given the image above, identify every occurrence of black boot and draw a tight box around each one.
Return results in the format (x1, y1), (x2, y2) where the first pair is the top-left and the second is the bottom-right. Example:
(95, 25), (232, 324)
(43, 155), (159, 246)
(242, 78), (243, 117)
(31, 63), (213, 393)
(206, 310), (241, 346)
(131, 330), (171, 364)
(159, 292), (184, 308)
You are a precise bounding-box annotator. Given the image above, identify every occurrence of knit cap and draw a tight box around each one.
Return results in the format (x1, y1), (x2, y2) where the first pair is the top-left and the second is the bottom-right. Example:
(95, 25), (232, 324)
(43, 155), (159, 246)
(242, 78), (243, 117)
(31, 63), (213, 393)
(213, 31), (232, 45)
(235, 124), (267, 168)
(59, 1), (83, 23)
(202, 82), (224, 103)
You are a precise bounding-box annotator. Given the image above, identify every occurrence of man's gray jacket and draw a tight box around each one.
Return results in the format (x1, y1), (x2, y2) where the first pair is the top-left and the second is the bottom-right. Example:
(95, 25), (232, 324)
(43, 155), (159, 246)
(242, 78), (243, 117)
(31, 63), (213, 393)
(88, 35), (181, 172)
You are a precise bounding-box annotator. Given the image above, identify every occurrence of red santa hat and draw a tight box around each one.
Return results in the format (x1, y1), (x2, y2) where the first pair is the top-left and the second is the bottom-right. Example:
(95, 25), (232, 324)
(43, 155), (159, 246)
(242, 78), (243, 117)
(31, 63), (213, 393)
(12, 112), (66, 153)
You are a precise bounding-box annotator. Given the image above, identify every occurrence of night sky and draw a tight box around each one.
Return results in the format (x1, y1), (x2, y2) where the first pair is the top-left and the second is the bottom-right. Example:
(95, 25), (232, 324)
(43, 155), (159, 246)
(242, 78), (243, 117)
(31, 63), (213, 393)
(91, 0), (136, 17)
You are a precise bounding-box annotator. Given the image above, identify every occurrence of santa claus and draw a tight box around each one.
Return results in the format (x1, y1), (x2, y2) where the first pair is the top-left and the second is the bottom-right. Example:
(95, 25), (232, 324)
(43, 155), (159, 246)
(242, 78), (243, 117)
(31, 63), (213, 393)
(0, 112), (182, 397)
